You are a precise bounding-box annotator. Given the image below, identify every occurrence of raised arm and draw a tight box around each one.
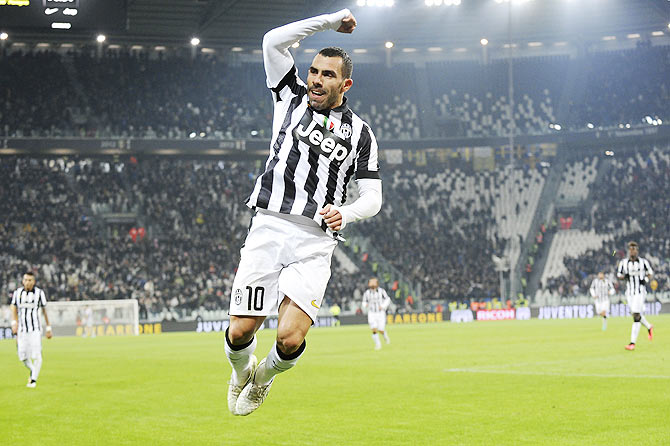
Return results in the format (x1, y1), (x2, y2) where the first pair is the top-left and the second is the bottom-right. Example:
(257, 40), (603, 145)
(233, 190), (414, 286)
(262, 9), (354, 89)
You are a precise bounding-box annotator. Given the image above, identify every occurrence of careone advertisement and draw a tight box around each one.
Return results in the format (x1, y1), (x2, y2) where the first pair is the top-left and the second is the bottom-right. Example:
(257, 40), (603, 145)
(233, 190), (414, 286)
(0, 323), (162, 338)
(535, 302), (664, 320)
(386, 312), (444, 325)
(73, 323), (161, 336)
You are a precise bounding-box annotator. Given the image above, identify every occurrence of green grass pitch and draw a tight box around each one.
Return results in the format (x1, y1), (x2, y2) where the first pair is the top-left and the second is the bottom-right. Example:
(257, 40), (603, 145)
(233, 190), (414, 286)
(2, 316), (669, 445)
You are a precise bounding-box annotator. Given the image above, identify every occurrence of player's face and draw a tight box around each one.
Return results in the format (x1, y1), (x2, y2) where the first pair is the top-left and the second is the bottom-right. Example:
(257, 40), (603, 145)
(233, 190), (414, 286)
(22, 274), (35, 291)
(629, 245), (638, 258)
(368, 278), (378, 289)
(598, 272), (605, 280)
(307, 54), (352, 111)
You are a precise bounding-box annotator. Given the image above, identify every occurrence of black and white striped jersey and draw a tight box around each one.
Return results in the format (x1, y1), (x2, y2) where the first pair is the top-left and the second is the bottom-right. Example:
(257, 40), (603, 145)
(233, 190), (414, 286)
(589, 278), (614, 303)
(246, 67), (380, 233)
(10, 287), (47, 333)
(617, 258), (654, 297)
(362, 288), (391, 314)
(246, 10), (380, 235)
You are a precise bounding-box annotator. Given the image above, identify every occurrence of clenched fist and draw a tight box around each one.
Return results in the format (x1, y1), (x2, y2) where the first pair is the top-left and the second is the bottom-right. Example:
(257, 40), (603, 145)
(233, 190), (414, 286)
(336, 14), (357, 34)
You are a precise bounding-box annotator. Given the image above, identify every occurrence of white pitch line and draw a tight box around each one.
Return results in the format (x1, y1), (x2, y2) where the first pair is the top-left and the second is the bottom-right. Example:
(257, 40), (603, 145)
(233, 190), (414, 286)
(444, 368), (670, 380)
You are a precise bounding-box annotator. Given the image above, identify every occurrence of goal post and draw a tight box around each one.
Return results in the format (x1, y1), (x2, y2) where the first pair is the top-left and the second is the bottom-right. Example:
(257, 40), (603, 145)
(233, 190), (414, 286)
(46, 299), (139, 337)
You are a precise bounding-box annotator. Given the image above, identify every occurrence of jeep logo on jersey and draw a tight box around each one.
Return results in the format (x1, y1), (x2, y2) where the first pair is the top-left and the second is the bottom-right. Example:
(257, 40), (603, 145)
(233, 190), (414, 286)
(293, 113), (353, 164)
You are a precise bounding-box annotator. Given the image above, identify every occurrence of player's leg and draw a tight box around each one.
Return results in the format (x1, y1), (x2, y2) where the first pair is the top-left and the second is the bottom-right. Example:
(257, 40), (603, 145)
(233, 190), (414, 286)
(236, 297), (312, 416)
(626, 295), (644, 350)
(627, 313), (642, 350)
(29, 332), (43, 384)
(225, 315), (266, 415)
(369, 313), (381, 349)
(638, 312), (653, 340)
(237, 238), (335, 416)
(17, 333), (34, 382)
(254, 296), (311, 386)
(372, 332), (381, 349)
(225, 316), (265, 385)
(225, 213), (285, 414)
(379, 314), (390, 344)
(595, 301), (607, 330)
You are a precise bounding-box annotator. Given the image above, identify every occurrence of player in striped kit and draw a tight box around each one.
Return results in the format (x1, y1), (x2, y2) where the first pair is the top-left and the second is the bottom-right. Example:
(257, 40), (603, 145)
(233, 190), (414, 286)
(10, 272), (53, 388)
(589, 272), (614, 331)
(362, 278), (391, 350)
(225, 9), (382, 416)
(617, 242), (654, 350)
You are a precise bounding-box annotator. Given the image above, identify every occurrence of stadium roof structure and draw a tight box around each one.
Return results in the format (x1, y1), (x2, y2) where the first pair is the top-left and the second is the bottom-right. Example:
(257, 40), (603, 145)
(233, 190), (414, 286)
(2, 0), (669, 50)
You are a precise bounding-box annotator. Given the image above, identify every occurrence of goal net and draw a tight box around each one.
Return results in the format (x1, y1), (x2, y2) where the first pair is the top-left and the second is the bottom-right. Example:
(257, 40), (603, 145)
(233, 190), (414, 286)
(47, 299), (139, 337)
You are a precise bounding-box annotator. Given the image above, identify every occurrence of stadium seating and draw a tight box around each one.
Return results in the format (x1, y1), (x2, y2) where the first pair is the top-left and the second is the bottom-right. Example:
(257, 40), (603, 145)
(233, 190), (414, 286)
(0, 156), (371, 319)
(2, 46), (669, 139)
(357, 161), (547, 303)
(538, 145), (670, 301)
(556, 157), (598, 205)
(565, 45), (670, 130)
(428, 57), (566, 137)
(1, 152), (549, 315)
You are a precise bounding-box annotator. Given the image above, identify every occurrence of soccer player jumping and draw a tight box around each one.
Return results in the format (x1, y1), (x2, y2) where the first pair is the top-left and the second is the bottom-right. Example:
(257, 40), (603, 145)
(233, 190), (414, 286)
(225, 9), (382, 416)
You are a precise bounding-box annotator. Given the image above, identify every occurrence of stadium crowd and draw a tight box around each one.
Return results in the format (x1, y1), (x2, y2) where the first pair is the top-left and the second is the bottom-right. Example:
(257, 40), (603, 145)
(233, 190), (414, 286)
(2, 45), (669, 140)
(541, 146), (670, 297)
(0, 157), (371, 319)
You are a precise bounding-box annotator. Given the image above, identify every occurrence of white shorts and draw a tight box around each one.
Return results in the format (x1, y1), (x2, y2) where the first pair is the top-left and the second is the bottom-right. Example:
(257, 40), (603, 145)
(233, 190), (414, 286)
(595, 300), (610, 315)
(229, 211), (337, 322)
(628, 294), (646, 314)
(368, 312), (387, 331)
(17, 331), (42, 361)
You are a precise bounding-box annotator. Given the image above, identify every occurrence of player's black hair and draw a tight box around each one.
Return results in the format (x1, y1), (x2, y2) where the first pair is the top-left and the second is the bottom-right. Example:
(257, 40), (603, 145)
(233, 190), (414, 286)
(24, 271), (35, 277)
(318, 47), (353, 79)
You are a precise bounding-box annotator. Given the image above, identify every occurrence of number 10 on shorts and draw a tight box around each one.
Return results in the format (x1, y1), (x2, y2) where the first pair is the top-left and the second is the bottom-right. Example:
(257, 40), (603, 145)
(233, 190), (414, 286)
(246, 286), (265, 311)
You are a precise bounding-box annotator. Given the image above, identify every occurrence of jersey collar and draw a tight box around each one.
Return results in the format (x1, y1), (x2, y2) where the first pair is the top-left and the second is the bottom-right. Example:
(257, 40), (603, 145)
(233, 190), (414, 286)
(330, 96), (349, 113)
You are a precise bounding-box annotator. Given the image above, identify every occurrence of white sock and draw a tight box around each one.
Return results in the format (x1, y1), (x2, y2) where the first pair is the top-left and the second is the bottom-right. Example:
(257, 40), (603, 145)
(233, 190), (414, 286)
(255, 341), (306, 386)
(31, 355), (43, 381)
(22, 359), (34, 377)
(631, 322), (641, 344)
(224, 330), (257, 385)
(372, 333), (381, 348)
(602, 317), (607, 330)
(640, 316), (651, 330)
(382, 331), (390, 344)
